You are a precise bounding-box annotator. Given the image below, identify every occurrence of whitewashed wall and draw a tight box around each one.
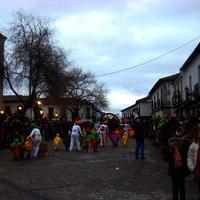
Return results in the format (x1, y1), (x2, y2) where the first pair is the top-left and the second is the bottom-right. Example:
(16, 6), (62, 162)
(181, 54), (200, 101)
(139, 101), (152, 117)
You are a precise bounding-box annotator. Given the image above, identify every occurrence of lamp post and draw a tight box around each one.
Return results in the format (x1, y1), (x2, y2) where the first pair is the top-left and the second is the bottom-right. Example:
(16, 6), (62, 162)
(33, 100), (42, 120)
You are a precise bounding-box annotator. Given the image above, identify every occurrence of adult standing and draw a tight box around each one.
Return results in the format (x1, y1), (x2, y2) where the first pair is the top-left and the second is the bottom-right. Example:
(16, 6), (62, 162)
(69, 120), (82, 152)
(165, 137), (189, 200)
(187, 127), (200, 200)
(29, 123), (42, 158)
(134, 118), (145, 159)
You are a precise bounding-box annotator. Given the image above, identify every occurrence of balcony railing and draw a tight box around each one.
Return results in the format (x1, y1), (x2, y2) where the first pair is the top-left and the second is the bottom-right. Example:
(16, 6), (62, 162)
(172, 90), (182, 105)
(185, 87), (193, 102)
(193, 83), (200, 100)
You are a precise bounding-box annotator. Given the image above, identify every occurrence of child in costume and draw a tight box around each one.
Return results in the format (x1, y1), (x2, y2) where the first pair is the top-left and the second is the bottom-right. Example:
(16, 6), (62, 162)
(122, 131), (129, 147)
(10, 138), (23, 160)
(90, 128), (100, 152)
(98, 123), (108, 147)
(52, 133), (62, 150)
(109, 130), (119, 147)
(81, 128), (89, 152)
(23, 136), (33, 160)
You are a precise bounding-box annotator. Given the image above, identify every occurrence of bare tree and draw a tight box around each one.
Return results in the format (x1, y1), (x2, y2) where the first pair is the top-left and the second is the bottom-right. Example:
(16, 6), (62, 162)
(4, 11), (108, 119)
(62, 67), (108, 120)
(4, 11), (70, 112)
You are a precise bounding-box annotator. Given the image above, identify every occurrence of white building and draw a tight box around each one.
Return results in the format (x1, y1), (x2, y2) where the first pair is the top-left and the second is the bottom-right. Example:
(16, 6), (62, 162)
(179, 42), (200, 117)
(2, 96), (101, 121)
(121, 95), (152, 126)
(149, 73), (180, 118)
(135, 96), (152, 118)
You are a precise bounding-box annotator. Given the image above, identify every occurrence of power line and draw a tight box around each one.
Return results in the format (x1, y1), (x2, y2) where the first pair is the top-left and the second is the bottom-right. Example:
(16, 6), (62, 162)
(95, 35), (200, 78)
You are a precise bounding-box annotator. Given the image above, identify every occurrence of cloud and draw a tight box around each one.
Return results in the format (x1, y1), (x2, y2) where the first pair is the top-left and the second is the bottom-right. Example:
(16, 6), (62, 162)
(107, 88), (143, 111)
(1, 0), (200, 114)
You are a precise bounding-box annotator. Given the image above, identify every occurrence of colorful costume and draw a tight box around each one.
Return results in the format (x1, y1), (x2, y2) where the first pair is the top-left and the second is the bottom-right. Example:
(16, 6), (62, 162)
(109, 130), (119, 147)
(90, 129), (99, 152)
(10, 138), (23, 160)
(98, 124), (108, 147)
(23, 136), (33, 159)
(81, 129), (89, 152)
(69, 123), (82, 152)
(53, 133), (62, 150)
(122, 131), (129, 146)
(29, 126), (42, 158)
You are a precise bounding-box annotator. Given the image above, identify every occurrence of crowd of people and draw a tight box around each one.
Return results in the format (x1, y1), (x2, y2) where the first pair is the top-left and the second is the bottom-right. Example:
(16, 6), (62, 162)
(151, 115), (200, 200)
(0, 113), (135, 158)
(1, 112), (200, 200)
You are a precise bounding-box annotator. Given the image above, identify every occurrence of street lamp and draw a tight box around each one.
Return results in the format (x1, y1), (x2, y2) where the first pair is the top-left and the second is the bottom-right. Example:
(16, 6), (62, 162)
(17, 105), (23, 111)
(0, 110), (4, 115)
(37, 100), (42, 106)
(40, 110), (44, 115)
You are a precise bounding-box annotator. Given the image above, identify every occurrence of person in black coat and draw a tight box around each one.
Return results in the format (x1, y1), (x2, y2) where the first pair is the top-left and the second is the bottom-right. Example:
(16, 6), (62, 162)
(164, 137), (190, 200)
(134, 118), (145, 159)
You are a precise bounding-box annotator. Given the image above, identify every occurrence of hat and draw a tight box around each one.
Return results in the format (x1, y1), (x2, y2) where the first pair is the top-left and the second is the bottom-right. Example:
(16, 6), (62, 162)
(75, 119), (82, 125)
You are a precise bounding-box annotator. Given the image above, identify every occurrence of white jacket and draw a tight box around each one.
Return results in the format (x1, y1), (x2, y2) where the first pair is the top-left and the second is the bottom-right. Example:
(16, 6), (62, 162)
(187, 142), (199, 171)
(71, 125), (82, 136)
(30, 128), (42, 142)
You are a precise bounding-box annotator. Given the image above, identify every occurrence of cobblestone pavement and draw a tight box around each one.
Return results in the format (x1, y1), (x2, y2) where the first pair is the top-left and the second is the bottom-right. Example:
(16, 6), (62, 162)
(0, 138), (198, 200)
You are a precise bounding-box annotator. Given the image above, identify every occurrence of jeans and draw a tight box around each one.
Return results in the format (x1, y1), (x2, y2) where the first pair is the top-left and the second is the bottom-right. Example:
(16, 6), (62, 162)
(32, 140), (41, 157)
(69, 134), (80, 151)
(135, 141), (144, 158)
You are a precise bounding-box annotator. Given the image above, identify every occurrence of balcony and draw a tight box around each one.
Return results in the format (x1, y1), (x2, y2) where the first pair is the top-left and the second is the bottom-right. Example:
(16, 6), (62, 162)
(172, 90), (182, 106)
(185, 87), (193, 102)
(193, 83), (200, 100)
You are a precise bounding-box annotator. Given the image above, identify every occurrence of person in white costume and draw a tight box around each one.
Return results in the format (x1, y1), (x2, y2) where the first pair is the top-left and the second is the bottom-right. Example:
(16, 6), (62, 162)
(69, 121), (82, 152)
(98, 122), (109, 147)
(29, 124), (42, 158)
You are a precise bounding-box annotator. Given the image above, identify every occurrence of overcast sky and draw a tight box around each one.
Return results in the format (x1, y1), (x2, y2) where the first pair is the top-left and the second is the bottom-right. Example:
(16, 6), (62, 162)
(1, 0), (200, 114)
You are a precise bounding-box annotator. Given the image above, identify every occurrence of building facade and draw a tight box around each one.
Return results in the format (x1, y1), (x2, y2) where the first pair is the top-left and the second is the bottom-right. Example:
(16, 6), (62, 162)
(2, 96), (101, 121)
(179, 43), (200, 118)
(121, 95), (152, 125)
(149, 74), (179, 118)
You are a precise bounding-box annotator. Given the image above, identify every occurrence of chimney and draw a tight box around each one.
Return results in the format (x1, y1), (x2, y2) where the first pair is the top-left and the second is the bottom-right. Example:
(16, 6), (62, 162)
(0, 33), (6, 111)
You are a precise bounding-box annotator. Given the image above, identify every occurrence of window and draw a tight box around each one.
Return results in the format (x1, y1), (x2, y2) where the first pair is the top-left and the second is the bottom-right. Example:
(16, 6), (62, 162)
(5, 106), (11, 114)
(189, 75), (192, 91)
